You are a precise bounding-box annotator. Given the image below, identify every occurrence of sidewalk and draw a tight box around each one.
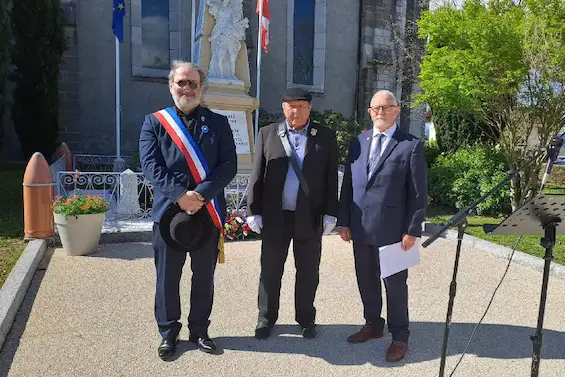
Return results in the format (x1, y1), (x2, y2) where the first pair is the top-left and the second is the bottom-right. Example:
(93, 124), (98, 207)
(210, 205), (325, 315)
(0, 235), (564, 376)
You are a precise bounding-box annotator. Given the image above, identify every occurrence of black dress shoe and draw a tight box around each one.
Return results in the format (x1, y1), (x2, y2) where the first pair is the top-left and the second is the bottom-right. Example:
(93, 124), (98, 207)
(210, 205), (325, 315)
(254, 326), (272, 339)
(189, 334), (218, 354)
(158, 335), (179, 361)
(301, 324), (317, 339)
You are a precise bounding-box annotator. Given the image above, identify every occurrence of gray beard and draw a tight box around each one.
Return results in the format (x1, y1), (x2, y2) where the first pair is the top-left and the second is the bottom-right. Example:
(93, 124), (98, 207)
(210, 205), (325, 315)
(173, 94), (201, 114)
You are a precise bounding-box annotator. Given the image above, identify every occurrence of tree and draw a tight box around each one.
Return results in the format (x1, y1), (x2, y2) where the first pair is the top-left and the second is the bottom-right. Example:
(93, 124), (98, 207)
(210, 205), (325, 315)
(0, 0), (12, 152)
(416, 0), (565, 210)
(11, 0), (65, 162)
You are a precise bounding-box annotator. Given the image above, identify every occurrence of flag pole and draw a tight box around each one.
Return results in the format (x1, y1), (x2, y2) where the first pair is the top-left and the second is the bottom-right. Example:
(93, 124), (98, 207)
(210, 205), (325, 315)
(191, 0), (196, 60)
(113, 35), (125, 171)
(253, 0), (264, 140)
(115, 36), (121, 160)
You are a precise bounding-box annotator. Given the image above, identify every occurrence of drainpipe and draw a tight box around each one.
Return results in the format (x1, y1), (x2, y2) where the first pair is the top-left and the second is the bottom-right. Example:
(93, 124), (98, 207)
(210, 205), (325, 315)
(354, 0), (365, 126)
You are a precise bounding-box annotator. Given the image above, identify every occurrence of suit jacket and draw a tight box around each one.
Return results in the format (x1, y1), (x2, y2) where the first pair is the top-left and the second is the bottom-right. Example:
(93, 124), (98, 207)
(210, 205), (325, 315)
(247, 121), (339, 239)
(139, 105), (238, 223)
(337, 128), (427, 247)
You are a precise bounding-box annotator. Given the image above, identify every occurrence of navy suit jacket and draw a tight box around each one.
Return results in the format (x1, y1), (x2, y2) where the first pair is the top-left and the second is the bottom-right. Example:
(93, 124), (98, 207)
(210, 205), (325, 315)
(338, 128), (428, 247)
(139, 105), (238, 223)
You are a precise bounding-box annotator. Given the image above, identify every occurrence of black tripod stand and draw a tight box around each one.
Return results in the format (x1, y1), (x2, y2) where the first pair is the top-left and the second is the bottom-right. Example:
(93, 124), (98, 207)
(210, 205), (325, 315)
(486, 194), (563, 377)
(421, 146), (556, 377)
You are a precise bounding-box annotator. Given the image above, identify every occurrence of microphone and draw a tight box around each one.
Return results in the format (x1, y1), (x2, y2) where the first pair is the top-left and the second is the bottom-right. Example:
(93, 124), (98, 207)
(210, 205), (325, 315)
(540, 134), (564, 190)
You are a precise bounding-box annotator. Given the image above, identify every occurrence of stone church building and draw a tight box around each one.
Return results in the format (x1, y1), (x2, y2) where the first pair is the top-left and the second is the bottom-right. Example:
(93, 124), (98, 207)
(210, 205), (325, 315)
(1, 0), (426, 160)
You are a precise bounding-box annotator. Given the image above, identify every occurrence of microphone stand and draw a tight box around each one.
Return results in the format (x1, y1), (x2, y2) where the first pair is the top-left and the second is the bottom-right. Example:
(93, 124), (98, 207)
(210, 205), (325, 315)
(422, 148), (547, 377)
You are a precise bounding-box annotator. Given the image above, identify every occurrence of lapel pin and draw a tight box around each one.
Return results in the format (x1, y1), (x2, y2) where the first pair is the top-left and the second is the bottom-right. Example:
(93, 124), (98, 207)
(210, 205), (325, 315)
(201, 116), (205, 122)
(201, 125), (209, 133)
(310, 128), (317, 136)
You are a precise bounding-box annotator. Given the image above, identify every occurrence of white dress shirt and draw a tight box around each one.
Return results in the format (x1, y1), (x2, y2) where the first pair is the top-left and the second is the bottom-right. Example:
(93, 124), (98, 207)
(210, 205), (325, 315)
(370, 123), (397, 159)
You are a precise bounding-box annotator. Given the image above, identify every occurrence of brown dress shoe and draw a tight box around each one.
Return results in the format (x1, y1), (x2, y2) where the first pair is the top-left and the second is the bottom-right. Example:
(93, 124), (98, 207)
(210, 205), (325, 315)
(347, 324), (384, 343)
(386, 340), (408, 361)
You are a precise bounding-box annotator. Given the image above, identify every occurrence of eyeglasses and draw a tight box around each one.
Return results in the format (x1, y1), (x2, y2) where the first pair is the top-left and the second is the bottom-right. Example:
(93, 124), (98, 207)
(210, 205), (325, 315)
(175, 79), (200, 90)
(368, 105), (398, 113)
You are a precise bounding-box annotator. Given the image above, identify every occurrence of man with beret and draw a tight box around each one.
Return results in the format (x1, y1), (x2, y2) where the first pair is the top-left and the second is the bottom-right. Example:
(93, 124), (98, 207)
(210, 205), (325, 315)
(246, 88), (339, 339)
(139, 60), (237, 360)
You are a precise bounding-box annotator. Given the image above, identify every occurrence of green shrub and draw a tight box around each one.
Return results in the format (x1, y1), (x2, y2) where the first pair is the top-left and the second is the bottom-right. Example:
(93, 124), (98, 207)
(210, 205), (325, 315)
(257, 107), (283, 129)
(424, 139), (441, 168)
(432, 109), (496, 154)
(429, 145), (511, 216)
(310, 110), (363, 165)
(11, 0), (65, 162)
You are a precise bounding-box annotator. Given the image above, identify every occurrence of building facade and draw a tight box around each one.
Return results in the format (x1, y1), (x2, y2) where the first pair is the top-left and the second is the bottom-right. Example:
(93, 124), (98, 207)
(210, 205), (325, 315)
(0, 0), (426, 161)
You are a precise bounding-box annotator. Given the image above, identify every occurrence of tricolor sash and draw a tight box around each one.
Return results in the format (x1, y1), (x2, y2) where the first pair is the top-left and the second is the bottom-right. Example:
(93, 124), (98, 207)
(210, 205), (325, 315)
(153, 107), (225, 263)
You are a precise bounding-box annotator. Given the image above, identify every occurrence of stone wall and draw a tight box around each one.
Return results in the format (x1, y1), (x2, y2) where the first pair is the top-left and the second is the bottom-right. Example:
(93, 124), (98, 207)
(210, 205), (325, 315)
(356, 0), (425, 137)
(58, 0), (82, 152)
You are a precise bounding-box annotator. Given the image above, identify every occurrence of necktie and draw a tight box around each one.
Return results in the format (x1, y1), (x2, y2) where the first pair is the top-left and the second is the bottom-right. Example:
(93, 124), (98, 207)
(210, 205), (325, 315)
(368, 133), (384, 176)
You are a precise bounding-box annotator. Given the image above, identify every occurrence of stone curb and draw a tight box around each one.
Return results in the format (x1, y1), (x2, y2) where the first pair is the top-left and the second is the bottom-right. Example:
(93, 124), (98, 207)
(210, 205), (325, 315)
(422, 222), (565, 280)
(0, 239), (48, 350)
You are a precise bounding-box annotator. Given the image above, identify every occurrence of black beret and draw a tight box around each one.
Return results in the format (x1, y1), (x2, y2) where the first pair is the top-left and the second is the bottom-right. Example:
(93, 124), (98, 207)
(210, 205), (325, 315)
(282, 87), (312, 102)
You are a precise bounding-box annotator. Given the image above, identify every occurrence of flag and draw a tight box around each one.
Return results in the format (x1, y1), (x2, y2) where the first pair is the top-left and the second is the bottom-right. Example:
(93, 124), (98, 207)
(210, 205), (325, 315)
(112, 0), (126, 42)
(256, 0), (270, 53)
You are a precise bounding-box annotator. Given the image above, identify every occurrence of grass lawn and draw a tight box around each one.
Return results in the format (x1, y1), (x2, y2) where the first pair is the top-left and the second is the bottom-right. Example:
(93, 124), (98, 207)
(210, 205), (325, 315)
(0, 165), (26, 287)
(426, 185), (565, 266)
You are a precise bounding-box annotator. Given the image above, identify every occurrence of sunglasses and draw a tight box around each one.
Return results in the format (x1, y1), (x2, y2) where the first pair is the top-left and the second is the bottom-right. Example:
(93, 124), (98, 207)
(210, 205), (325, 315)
(175, 79), (200, 90)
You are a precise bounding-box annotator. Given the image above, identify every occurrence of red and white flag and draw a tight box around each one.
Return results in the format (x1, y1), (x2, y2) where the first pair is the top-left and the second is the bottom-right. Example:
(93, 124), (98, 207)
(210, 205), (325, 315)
(256, 0), (270, 53)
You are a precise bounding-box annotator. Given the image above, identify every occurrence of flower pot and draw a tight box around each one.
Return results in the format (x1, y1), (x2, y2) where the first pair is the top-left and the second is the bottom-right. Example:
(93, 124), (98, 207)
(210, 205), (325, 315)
(54, 212), (106, 256)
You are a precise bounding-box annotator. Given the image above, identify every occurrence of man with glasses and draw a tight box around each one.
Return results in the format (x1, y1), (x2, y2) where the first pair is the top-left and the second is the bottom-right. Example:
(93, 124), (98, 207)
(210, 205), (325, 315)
(139, 60), (237, 360)
(337, 90), (427, 361)
(246, 88), (339, 339)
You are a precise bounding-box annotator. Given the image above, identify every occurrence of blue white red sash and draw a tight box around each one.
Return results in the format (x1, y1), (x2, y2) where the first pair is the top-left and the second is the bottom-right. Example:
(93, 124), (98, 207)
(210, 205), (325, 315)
(153, 107), (224, 231)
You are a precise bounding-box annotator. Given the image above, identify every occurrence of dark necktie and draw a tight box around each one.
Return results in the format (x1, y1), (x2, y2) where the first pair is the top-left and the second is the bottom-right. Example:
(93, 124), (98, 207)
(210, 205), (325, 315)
(368, 133), (384, 176)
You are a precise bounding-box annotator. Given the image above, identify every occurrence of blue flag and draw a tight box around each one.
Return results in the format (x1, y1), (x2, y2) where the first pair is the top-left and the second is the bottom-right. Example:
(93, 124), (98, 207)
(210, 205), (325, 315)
(112, 0), (126, 42)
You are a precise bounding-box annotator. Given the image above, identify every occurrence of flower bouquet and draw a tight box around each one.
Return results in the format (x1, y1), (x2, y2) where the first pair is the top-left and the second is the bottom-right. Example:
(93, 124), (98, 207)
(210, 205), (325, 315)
(223, 210), (256, 241)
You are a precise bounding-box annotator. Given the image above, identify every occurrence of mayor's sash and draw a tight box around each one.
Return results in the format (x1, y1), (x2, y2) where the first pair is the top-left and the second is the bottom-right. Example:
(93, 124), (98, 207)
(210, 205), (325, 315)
(153, 107), (225, 263)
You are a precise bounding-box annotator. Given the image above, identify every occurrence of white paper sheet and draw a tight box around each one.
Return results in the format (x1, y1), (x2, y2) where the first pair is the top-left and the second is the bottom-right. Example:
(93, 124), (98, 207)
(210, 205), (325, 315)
(379, 241), (420, 278)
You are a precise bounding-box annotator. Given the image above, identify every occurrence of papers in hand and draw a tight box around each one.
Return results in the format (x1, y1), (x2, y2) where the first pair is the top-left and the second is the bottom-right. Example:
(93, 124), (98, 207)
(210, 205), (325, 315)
(379, 241), (420, 279)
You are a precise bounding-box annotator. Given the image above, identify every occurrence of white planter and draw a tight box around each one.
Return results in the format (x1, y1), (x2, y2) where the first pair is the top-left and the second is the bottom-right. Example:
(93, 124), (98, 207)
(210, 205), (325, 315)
(54, 212), (106, 256)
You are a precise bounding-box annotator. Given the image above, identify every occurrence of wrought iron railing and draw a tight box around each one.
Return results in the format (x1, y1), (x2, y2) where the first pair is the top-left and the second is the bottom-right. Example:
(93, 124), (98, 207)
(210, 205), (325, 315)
(57, 171), (154, 220)
(72, 154), (134, 172)
(56, 171), (251, 221)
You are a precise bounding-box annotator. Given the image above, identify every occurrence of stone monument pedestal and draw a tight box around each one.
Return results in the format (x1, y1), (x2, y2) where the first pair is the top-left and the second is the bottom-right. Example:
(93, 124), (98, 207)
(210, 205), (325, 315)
(194, 0), (259, 174)
(201, 80), (259, 174)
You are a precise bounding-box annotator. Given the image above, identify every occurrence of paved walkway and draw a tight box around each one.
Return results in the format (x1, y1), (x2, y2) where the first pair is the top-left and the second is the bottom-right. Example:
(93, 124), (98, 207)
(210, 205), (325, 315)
(0, 235), (564, 376)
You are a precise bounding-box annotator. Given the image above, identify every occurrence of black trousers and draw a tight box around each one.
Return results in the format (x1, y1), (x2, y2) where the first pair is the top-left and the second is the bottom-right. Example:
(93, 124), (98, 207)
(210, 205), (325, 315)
(152, 223), (219, 339)
(352, 241), (410, 342)
(257, 211), (322, 327)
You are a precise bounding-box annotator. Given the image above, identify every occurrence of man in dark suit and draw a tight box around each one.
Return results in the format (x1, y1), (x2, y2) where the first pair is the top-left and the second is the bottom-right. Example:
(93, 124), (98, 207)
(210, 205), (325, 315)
(338, 90), (427, 361)
(139, 60), (237, 360)
(246, 88), (339, 339)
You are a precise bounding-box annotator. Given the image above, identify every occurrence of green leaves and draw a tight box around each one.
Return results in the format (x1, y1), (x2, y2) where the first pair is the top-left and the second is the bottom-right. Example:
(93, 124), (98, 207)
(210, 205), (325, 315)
(417, 0), (527, 114)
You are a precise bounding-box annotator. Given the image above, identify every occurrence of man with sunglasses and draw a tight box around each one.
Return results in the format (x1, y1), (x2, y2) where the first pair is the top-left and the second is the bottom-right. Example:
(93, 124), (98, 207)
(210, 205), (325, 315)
(337, 90), (427, 362)
(139, 60), (237, 360)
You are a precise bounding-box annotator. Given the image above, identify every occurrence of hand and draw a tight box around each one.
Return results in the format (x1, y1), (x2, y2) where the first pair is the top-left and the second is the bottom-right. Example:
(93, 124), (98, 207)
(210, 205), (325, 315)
(246, 215), (263, 234)
(177, 191), (204, 213)
(401, 234), (417, 251)
(322, 215), (337, 236)
(338, 226), (351, 242)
